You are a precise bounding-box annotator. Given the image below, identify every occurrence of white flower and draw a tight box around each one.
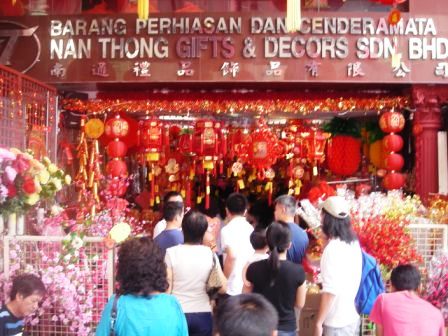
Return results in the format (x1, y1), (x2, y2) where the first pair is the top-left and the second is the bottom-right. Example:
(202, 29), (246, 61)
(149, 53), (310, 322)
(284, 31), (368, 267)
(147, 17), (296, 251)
(50, 204), (63, 216)
(64, 175), (72, 185)
(71, 236), (84, 249)
(48, 163), (58, 174)
(50, 178), (63, 191)
(43, 156), (51, 165)
(25, 193), (40, 205)
(39, 170), (50, 185)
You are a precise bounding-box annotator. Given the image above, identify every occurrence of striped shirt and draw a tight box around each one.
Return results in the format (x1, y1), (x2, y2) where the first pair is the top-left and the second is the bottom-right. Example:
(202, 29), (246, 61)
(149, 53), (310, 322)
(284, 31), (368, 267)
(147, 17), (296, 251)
(0, 305), (24, 336)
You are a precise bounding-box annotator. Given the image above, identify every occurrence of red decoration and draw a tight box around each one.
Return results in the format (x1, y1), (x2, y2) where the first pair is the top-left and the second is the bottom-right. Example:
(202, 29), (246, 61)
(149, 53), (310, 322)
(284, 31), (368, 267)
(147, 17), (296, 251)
(138, 119), (164, 156)
(327, 135), (362, 176)
(106, 159), (128, 178)
(388, 9), (401, 25)
(105, 115), (130, 139)
(107, 140), (128, 158)
(379, 111), (405, 133)
(383, 172), (405, 190)
(301, 128), (330, 165)
(307, 181), (336, 205)
(383, 134), (404, 152)
(384, 153), (404, 171)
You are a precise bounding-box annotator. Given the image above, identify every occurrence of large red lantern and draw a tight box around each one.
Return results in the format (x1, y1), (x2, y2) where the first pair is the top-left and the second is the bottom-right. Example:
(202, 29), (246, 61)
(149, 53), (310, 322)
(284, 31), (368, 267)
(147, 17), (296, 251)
(327, 135), (362, 176)
(379, 111), (405, 134)
(105, 115), (130, 139)
(384, 153), (404, 171)
(106, 159), (128, 178)
(383, 172), (405, 190)
(383, 134), (404, 152)
(107, 140), (128, 158)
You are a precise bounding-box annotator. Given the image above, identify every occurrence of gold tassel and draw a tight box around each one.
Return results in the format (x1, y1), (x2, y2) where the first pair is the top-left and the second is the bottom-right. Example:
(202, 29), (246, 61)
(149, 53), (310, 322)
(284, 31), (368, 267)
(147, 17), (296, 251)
(138, 0), (149, 20)
(286, 0), (302, 33)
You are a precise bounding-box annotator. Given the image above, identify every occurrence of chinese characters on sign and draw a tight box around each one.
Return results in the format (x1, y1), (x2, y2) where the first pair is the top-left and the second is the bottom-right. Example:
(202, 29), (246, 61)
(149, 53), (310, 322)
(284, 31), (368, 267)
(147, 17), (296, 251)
(50, 63), (66, 78)
(347, 62), (365, 77)
(393, 61), (411, 78)
(177, 61), (194, 77)
(435, 62), (448, 78)
(221, 62), (240, 78)
(305, 61), (321, 77)
(133, 61), (151, 77)
(266, 61), (282, 76)
(91, 62), (110, 77)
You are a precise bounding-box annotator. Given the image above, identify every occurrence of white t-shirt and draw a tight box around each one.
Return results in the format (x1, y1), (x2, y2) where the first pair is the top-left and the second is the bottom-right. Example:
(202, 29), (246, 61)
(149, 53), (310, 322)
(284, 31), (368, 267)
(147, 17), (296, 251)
(320, 238), (362, 328)
(165, 244), (216, 313)
(220, 216), (254, 295)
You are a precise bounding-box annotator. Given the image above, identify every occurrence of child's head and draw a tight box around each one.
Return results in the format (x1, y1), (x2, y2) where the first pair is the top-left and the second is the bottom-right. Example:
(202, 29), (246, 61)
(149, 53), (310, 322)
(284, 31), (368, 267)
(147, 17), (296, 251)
(391, 264), (421, 292)
(250, 227), (267, 251)
(9, 274), (46, 317)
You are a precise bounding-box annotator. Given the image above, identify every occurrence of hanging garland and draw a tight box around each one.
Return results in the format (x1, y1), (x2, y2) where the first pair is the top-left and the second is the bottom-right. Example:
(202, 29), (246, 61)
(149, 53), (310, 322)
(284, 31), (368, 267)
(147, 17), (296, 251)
(62, 96), (409, 117)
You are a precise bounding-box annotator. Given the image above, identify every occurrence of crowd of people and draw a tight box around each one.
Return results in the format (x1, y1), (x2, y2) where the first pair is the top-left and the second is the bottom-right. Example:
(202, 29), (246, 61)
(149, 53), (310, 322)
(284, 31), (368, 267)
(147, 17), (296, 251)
(0, 192), (445, 336)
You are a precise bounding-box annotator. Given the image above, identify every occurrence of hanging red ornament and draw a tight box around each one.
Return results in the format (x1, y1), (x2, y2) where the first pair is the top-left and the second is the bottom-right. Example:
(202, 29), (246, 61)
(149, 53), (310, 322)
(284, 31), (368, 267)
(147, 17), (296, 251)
(388, 8), (401, 25)
(105, 115), (130, 139)
(107, 140), (128, 158)
(384, 153), (404, 171)
(327, 135), (362, 176)
(138, 118), (164, 161)
(383, 172), (405, 190)
(106, 159), (128, 177)
(379, 111), (405, 133)
(383, 134), (404, 152)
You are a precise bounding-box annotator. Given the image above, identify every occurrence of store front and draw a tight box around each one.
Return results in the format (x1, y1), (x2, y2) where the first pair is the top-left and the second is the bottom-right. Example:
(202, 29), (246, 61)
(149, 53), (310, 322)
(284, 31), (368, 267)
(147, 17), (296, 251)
(0, 1), (447, 335)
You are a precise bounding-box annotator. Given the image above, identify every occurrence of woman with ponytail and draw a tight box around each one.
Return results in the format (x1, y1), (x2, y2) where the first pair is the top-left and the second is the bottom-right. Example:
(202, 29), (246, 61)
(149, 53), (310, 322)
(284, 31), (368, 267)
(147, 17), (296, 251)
(244, 221), (307, 336)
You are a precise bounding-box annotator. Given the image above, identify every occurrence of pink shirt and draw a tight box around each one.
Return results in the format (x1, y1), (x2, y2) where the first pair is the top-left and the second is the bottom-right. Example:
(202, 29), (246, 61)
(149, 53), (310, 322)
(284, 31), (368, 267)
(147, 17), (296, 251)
(369, 291), (445, 336)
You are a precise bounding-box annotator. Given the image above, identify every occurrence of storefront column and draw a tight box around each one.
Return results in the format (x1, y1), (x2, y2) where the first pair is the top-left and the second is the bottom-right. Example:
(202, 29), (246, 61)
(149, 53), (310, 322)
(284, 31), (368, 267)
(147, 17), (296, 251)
(412, 86), (443, 200)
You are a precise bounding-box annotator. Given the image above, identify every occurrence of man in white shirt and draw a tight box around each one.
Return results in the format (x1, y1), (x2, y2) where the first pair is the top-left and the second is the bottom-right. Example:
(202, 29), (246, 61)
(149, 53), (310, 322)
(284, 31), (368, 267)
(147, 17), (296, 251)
(220, 193), (254, 296)
(152, 191), (183, 238)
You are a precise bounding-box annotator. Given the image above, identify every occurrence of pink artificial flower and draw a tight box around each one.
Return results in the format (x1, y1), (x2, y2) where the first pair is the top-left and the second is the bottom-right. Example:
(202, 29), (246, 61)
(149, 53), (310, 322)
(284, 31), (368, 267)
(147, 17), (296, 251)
(0, 148), (16, 161)
(12, 154), (30, 174)
(4, 166), (17, 183)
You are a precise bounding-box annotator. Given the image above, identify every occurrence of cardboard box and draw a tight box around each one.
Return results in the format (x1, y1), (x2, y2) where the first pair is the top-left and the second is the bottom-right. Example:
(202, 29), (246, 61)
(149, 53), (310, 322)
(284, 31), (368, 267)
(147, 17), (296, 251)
(298, 292), (321, 336)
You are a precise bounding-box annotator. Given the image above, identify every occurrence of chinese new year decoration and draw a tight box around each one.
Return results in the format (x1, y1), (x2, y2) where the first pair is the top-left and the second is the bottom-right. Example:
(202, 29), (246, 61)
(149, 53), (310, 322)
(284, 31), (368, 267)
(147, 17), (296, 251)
(379, 110), (406, 190)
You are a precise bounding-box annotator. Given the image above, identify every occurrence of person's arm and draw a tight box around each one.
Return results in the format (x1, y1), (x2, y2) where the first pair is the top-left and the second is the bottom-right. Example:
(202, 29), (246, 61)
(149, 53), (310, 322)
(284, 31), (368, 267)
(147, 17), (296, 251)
(375, 324), (384, 336)
(242, 263), (254, 293)
(223, 246), (236, 278)
(295, 282), (307, 309)
(165, 253), (173, 293)
(215, 254), (228, 294)
(313, 292), (336, 336)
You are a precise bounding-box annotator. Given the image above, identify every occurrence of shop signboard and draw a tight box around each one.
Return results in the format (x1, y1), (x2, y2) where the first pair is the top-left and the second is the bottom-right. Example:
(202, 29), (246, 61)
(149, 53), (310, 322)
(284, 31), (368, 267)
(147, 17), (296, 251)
(1, 13), (448, 84)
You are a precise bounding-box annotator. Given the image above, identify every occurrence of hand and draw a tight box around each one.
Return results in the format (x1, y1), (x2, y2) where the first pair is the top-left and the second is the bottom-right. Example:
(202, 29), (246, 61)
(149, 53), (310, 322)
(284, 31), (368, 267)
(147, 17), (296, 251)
(313, 323), (323, 336)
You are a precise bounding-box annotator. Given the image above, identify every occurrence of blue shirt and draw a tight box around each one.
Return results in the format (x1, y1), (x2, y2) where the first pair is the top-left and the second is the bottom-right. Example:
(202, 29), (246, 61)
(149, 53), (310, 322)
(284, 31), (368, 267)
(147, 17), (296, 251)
(286, 222), (309, 264)
(154, 229), (184, 254)
(95, 293), (188, 336)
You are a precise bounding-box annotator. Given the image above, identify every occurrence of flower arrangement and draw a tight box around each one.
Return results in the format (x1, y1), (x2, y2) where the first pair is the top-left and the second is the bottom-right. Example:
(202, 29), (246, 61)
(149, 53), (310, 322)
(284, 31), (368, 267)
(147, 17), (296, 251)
(0, 235), (109, 335)
(423, 251), (448, 325)
(0, 148), (71, 216)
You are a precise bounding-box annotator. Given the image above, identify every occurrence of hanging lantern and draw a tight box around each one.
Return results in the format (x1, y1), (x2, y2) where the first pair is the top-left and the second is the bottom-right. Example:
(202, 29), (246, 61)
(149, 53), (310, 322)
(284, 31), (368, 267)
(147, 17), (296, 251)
(384, 153), (404, 171)
(383, 172), (405, 190)
(379, 111), (405, 133)
(383, 134), (404, 152)
(286, 0), (302, 32)
(106, 159), (128, 178)
(107, 140), (128, 158)
(85, 118), (104, 139)
(327, 135), (362, 176)
(138, 118), (164, 161)
(105, 115), (130, 139)
(369, 139), (386, 169)
(301, 128), (330, 175)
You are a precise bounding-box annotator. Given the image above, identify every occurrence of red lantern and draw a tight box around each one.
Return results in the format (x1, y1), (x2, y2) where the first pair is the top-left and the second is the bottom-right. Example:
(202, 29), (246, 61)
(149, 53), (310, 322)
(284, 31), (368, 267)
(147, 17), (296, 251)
(384, 153), (404, 171)
(105, 115), (130, 139)
(388, 9), (401, 25)
(107, 140), (128, 158)
(383, 134), (404, 152)
(383, 172), (405, 190)
(106, 159), (128, 177)
(379, 111), (405, 133)
(301, 128), (330, 164)
(327, 135), (362, 176)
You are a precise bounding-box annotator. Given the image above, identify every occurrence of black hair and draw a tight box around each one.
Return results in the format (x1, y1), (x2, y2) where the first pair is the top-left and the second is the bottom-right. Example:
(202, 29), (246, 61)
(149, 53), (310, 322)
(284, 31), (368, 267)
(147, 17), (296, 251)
(226, 192), (248, 216)
(250, 227), (267, 250)
(214, 293), (278, 336)
(321, 209), (357, 244)
(163, 201), (184, 221)
(247, 198), (274, 228)
(116, 237), (168, 295)
(182, 211), (208, 244)
(266, 221), (291, 286)
(9, 274), (46, 301)
(274, 195), (297, 217)
(197, 194), (221, 218)
(163, 191), (182, 204)
(391, 264), (421, 291)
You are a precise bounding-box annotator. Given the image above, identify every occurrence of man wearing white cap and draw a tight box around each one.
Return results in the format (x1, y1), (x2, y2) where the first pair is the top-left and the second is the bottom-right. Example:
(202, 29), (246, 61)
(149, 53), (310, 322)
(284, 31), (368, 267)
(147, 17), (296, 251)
(314, 196), (362, 336)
